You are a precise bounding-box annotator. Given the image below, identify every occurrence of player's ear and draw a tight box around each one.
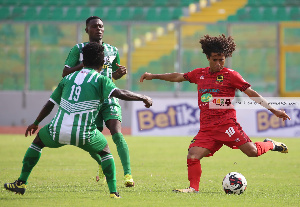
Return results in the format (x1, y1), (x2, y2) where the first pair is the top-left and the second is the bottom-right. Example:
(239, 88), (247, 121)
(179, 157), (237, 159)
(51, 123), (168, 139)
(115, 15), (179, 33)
(85, 27), (88, 34)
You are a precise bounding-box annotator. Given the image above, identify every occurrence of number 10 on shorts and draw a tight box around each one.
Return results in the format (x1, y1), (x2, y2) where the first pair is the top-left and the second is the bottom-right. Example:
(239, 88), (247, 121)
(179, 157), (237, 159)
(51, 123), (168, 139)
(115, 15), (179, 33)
(225, 127), (235, 137)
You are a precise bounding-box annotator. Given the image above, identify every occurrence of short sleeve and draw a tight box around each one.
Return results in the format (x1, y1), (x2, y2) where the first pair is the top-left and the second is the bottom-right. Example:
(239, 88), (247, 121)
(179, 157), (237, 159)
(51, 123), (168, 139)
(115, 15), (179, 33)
(64, 45), (80, 68)
(230, 71), (251, 91)
(100, 76), (118, 100)
(183, 69), (199, 84)
(50, 79), (65, 105)
(112, 51), (120, 72)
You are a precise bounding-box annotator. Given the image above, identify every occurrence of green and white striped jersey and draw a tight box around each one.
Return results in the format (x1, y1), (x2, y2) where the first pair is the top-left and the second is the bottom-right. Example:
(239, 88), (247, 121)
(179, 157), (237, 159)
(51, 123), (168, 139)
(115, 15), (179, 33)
(64, 42), (120, 105)
(48, 68), (117, 146)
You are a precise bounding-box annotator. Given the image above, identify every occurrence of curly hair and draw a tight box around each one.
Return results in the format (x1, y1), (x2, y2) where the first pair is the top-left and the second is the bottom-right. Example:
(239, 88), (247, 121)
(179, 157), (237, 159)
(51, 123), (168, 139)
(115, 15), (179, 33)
(199, 34), (236, 58)
(82, 42), (105, 68)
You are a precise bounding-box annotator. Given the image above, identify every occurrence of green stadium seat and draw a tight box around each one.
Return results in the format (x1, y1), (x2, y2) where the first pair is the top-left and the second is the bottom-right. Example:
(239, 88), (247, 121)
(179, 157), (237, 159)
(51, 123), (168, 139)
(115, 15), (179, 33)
(159, 8), (172, 21)
(37, 7), (52, 21)
(248, 7), (263, 21)
(276, 7), (289, 21)
(227, 15), (239, 22)
(146, 7), (159, 21)
(0, 7), (10, 20)
(290, 7), (300, 20)
(21, 7), (38, 21)
(119, 7), (133, 21)
(77, 7), (91, 21)
(11, 7), (25, 20)
(115, 0), (128, 6)
(104, 8), (119, 21)
(262, 7), (276, 21)
(132, 7), (145, 21)
(100, 0), (116, 7)
(92, 8), (105, 18)
(65, 7), (78, 21)
(173, 7), (183, 19)
(154, 0), (168, 7)
(48, 7), (64, 21)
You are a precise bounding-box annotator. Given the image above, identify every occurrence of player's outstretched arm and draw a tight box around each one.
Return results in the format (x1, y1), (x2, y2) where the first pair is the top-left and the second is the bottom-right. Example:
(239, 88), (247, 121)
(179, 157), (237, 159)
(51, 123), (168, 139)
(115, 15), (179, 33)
(111, 89), (152, 108)
(140, 72), (187, 83)
(243, 87), (291, 121)
(25, 101), (55, 137)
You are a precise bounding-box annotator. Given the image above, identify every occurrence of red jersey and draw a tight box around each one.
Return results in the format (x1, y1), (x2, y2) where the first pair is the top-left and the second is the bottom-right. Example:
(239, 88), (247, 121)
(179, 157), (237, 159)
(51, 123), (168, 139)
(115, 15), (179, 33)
(183, 67), (251, 130)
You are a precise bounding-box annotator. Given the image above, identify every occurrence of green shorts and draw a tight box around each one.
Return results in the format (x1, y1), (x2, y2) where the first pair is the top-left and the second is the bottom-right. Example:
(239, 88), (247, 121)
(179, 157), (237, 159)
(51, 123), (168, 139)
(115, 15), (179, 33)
(95, 102), (122, 131)
(38, 124), (108, 154)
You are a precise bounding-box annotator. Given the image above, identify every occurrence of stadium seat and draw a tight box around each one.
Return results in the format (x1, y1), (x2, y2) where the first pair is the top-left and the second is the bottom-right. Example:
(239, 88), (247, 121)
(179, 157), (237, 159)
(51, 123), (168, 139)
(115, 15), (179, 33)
(37, 7), (52, 21)
(117, 7), (131, 21)
(159, 8), (172, 21)
(153, 0), (168, 7)
(262, 7), (276, 21)
(11, 7), (25, 20)
(146, 7), (159, 21)
(65, 7), (78, 21)
(100, 0), (116, 7)
(104, 8), (119, 21)
(276, 7), (290, 21)
(0, 7), (10, 20)
(290, 7), (300, 20)
(92, 7), (105, 18)
(77, 7), (91, 21)
(248, 7), (263, 21)
(22, 7), (38, 21)
(48, 7), (65, 21)
(132, 7), (145, 21)
(172, 7), (183, 19)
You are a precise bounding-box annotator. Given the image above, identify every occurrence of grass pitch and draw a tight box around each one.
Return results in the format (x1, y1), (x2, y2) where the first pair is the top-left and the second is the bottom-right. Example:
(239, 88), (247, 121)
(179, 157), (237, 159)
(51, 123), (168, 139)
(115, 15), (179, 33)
(0, 134), (299, 207)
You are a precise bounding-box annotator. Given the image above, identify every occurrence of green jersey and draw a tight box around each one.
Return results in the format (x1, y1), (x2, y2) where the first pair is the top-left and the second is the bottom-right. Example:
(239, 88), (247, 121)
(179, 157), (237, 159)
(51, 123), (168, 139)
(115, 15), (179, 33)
(48, 68), (117, 146)
(65, 42), (120, 105)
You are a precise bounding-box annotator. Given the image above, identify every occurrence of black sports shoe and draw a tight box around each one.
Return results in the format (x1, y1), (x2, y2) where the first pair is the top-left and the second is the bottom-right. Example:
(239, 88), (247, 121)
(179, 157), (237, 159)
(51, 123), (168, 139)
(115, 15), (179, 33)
(264, 138), (288, 153)
(4, 180), (26, 195)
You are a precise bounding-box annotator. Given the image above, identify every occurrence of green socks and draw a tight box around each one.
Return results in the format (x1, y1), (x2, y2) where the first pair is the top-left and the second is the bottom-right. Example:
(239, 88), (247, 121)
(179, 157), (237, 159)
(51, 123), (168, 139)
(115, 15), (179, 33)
(19, 144), (42, 184)
(112, 133), (131, 175)
(100, 154), (117, 193)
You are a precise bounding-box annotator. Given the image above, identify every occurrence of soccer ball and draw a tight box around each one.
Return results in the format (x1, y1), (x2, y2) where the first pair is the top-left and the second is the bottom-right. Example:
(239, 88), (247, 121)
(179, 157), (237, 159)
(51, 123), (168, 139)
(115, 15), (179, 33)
(222, 172), (247, 195)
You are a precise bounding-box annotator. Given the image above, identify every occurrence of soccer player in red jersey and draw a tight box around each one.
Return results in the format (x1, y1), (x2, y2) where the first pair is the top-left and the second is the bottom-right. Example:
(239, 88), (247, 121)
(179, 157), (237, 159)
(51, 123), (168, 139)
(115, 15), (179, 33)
(139, 34), (291, 193)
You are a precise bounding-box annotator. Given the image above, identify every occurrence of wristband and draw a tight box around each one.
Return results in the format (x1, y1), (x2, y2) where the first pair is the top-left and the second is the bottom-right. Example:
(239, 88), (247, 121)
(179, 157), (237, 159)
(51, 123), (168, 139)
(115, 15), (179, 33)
(33, 120), (40, 125)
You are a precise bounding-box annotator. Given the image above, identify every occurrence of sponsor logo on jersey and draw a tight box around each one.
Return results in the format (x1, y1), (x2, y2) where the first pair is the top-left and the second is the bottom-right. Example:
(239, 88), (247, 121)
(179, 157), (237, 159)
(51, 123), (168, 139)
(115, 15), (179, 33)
(199, 88), (220, 93)
(217, 75), (224, 82)
(200, 75), (204, 79)
(201, 93), (213, 102)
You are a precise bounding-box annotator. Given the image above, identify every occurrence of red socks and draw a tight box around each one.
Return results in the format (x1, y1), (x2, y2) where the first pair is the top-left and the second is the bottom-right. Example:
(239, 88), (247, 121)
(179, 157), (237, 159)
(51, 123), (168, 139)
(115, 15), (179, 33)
(255, 141), (274, 157)
(187, 158), (201, 191)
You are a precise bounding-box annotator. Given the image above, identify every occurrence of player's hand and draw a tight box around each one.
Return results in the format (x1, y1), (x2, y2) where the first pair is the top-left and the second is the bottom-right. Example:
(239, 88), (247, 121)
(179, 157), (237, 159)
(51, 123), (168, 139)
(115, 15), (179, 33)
(25, 124), (38, 137)
(140, 72), (153, 82)
(142, 95), (153, 108)
(115, 63), (127, 75)
(273, 109), (291, 121)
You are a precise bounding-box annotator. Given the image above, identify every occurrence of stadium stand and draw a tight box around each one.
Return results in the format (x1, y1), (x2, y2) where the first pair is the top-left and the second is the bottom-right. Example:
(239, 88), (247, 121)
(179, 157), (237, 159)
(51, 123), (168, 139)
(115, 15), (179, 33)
(1, 0), (300, 92)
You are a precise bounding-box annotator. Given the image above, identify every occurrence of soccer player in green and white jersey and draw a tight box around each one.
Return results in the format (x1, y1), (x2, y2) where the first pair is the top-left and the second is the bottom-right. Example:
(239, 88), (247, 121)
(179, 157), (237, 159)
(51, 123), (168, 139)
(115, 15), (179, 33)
(4, 42), (152, 198)
(63, 16), (134, 187)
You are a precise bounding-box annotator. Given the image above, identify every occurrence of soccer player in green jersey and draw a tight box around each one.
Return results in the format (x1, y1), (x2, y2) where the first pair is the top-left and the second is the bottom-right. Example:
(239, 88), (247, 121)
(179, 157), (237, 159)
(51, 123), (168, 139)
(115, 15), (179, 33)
(4, 42), (152, 198)
(63, 16), (134, 187)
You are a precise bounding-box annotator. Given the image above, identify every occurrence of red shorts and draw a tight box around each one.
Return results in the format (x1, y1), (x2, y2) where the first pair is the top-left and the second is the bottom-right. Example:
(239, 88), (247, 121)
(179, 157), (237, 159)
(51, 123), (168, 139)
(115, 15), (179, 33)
(189, 121), (251, 157)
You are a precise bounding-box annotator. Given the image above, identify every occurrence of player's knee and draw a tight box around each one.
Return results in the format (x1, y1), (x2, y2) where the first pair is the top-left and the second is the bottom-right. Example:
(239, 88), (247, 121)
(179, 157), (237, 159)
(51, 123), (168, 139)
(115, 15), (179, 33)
(98, 144), (111, 157)
(32, 134), (45, 148)
(245, 148), (258, 157)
